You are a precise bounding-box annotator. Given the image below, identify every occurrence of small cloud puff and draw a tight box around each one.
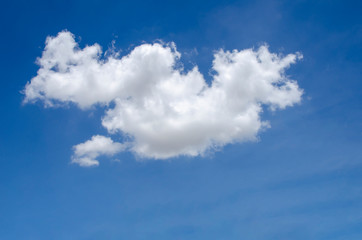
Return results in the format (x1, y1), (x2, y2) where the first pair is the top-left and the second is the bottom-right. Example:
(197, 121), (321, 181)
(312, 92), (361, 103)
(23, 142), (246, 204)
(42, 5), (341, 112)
(72, 135), (125, 167)
(24, 31), (303, 166)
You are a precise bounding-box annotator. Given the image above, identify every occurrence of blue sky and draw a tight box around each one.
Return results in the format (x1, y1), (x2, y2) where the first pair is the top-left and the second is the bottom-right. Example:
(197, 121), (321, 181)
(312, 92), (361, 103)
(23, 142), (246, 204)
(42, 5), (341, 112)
(1, 0), (362, 239)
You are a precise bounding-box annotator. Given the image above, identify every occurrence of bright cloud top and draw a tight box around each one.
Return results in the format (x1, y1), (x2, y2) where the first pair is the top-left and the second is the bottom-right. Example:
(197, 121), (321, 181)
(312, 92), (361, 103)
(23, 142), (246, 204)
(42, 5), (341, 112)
(24, 31), (303, 166)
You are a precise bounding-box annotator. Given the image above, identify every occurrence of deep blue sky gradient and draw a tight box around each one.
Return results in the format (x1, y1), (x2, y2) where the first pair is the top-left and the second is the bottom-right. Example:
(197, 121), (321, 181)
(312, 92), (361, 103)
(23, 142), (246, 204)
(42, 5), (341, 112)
(1, 0), (362, 239)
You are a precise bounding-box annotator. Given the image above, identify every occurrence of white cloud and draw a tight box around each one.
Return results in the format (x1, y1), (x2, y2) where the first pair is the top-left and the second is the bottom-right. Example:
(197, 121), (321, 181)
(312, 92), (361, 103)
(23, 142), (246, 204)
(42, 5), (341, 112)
(24, 31), (303, 163)
(72, 135), (125, 167)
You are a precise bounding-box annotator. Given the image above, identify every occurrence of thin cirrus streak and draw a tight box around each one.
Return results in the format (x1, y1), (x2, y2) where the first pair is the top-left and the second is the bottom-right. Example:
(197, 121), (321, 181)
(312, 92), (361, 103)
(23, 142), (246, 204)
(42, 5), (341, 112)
(24, 31), (303, 166)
